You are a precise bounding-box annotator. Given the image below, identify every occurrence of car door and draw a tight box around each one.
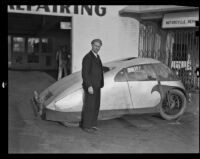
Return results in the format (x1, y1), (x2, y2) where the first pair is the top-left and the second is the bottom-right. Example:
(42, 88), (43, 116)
(124, 64), (161, 109)
(100, 68), (133, 111)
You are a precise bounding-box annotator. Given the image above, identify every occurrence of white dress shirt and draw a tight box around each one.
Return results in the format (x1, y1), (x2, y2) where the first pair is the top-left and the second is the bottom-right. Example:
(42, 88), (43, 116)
(91, 50), (98, 58)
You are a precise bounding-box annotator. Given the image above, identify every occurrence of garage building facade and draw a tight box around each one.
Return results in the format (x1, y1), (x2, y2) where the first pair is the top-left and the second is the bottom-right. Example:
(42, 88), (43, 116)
(8, 5), (139, 73)
(8, 5), (199, 91)
(120, 5), (199, 91)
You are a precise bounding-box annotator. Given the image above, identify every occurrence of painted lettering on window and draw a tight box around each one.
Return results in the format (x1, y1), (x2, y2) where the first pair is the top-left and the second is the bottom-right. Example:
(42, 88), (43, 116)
(127, 66), (141, 73)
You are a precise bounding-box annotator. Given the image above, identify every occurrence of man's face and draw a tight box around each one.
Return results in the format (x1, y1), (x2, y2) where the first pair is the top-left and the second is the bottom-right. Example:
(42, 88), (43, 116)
(92, 41), (102, 53)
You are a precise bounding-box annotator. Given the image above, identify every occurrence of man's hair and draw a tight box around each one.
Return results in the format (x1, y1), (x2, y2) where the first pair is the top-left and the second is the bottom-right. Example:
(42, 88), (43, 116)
(91, 39), (102, 46)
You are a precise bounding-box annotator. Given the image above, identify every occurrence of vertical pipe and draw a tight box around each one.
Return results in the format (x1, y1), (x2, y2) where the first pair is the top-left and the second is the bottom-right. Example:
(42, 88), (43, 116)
(152, 27), (155, 59)
(147, 26), (149, 57)
(138, 24), (142, 58)
(146, 26), (149, 57)
(175, 30), (178, 71)
(138, 24), (141, 57)
(179, 31), (182, 70)
(182, 31), (185, 70)
(143, 26), (146, 57)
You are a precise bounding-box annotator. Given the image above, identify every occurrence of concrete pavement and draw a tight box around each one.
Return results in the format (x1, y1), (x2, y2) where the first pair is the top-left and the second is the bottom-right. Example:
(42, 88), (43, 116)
(8, 70), (199, 153)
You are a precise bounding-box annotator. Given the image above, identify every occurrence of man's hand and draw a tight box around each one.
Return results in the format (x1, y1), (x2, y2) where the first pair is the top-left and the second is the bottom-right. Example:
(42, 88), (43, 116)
(88, 86), (94, 94)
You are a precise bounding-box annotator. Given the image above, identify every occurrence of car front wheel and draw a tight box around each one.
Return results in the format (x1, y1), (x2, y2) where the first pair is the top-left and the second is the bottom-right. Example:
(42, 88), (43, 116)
(160, 89), (187, 120)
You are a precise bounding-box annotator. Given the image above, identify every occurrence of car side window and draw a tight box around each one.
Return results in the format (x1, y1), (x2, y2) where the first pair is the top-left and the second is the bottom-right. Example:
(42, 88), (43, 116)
(151, 63), (179, 81)
(114, 69), (127, 82)
(125, 64), (157, 81)
(143, 64), (157, 80)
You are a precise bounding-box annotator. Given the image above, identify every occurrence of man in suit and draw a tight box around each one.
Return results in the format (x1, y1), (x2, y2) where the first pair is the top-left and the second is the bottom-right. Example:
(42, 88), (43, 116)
(80, 39), (104, 133)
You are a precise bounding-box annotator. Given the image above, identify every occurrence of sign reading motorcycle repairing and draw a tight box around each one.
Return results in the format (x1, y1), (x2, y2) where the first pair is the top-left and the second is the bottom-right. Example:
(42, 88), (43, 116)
(7, 5), (107, 17)
(162, 11), (199, 28)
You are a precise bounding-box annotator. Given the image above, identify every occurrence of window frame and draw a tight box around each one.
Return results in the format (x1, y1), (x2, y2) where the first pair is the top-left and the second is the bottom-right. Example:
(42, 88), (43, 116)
(114, 68), (127, 82)
(27, 37), (41, 54)
(125, 64), (157, 82)
(12, 35), (52, 54)
(41, 37), (52, 54)
(115, 63), (180, 82)
(12, 36), (26, 53)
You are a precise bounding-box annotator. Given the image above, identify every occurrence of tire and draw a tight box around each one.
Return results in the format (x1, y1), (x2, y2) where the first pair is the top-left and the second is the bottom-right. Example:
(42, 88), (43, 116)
(160, 89), (187, 120)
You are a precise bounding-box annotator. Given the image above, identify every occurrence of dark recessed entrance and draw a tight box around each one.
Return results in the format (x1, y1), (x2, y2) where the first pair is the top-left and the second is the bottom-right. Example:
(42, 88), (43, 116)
(8, 13), (72, 73)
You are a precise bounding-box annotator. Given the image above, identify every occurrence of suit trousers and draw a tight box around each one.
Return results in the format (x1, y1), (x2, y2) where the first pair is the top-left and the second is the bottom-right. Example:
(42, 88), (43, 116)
(57, 61), (67, 80)
(80, 88), (101, 129)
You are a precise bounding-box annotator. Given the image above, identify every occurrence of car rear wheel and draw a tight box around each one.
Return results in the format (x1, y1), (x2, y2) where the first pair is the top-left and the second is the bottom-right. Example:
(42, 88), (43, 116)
(160, 89), (187, 120)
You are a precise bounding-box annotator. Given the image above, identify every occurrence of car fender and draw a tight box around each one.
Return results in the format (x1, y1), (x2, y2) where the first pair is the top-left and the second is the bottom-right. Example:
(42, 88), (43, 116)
(151, 83), (188, 108)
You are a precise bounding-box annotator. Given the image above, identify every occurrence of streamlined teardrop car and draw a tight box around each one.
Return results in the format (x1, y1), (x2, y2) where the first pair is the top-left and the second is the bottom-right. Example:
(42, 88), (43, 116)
(32, 57), (188, 126)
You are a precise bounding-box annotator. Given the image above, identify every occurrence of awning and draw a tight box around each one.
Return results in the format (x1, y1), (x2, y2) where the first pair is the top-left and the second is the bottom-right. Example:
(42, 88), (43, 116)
(119, 5), (199, 21)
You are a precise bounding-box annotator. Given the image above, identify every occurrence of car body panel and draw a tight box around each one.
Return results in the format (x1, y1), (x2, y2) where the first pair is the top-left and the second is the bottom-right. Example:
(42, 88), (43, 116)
(128, 81), (161, 108)
(160, 81), (185, 89)
(101, 73), (132, 110)
(54, 88), (83, 112)
(41, 71), (82, 108)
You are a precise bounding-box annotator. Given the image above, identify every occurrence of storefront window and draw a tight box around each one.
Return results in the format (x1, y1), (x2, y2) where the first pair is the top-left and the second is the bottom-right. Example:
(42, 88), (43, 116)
(27, 38), (40, 54)
(41, 38), (52, 53)
(13, 37), (25, 52)
(27, 55), (39, 63)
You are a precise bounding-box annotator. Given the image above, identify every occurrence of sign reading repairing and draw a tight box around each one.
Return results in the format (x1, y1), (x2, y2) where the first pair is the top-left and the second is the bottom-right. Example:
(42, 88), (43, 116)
(7, 5), (107, 17)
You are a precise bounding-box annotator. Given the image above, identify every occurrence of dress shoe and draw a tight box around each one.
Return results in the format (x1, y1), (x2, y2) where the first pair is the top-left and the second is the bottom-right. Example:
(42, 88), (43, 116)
(92, 126), (100, 131)
(82, 128), (96, 134)
(61, 121), (79, 127)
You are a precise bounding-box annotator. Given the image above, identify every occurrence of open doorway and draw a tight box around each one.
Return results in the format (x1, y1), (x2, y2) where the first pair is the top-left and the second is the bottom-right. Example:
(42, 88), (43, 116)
(8, 13), (72, 75)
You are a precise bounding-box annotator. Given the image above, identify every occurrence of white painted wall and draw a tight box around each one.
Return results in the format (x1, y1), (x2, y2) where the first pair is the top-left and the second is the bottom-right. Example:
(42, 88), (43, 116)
(7, 5), (140, 72)
(72, 6), (139, 72)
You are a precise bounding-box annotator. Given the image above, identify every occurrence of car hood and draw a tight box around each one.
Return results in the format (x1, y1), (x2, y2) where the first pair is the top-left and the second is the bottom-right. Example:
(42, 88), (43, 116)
(39, 71), (82, 106)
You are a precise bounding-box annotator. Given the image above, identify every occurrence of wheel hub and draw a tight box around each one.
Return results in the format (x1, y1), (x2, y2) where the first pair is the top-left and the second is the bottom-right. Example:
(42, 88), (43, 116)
(164, 93), (182, 115)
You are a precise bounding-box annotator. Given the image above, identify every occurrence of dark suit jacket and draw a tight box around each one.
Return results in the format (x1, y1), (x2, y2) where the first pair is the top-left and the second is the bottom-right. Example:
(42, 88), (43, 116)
(82, 51), (104, 90)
